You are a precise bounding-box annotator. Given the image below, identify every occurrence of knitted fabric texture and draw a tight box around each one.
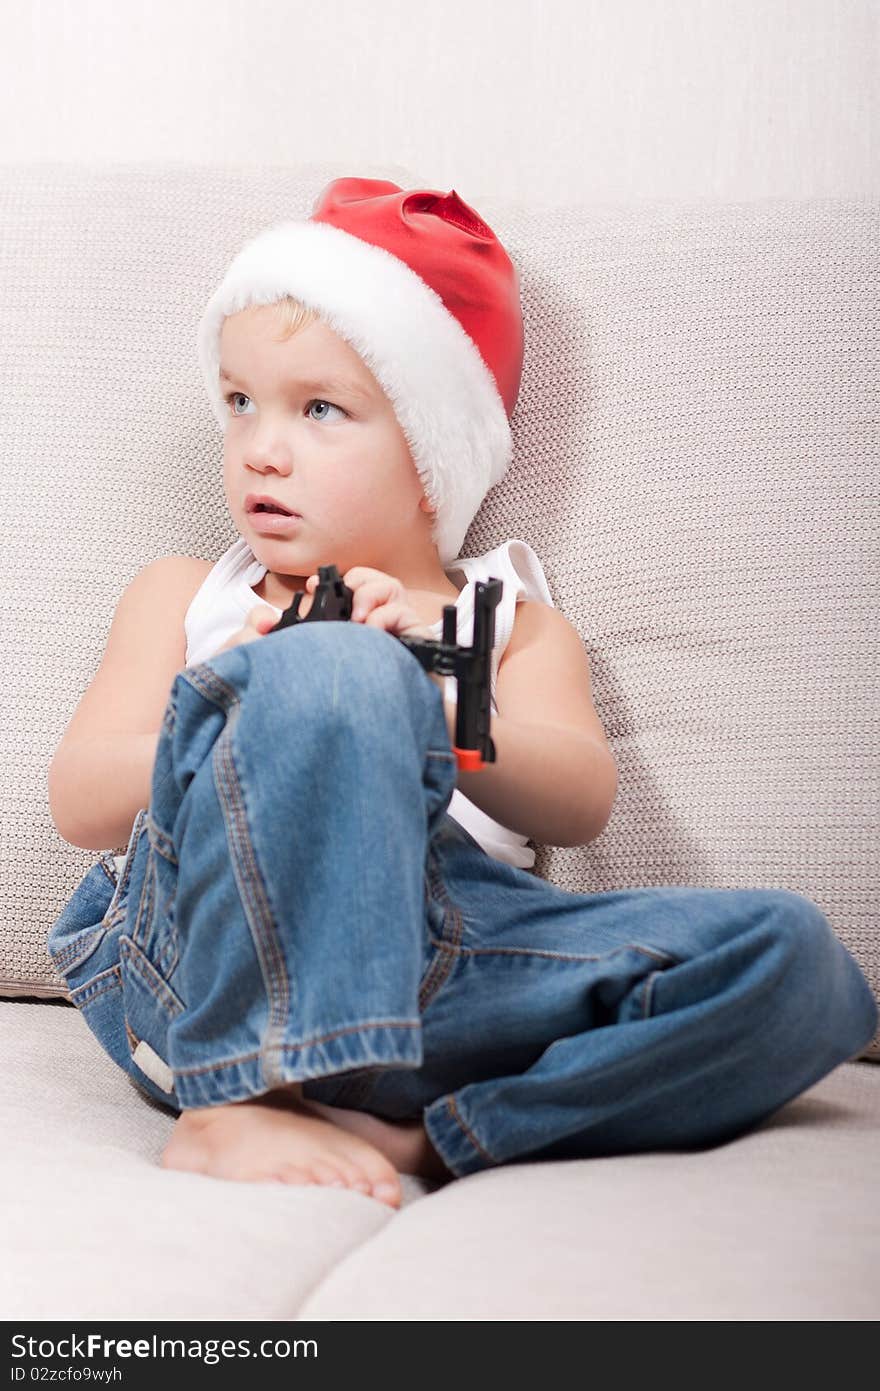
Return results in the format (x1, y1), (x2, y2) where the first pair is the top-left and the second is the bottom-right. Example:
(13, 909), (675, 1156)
(1, 163), (877, 1060)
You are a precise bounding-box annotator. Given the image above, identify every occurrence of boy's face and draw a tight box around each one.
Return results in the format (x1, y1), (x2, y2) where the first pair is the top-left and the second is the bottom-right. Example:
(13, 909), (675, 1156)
(218, 305), (437, 591)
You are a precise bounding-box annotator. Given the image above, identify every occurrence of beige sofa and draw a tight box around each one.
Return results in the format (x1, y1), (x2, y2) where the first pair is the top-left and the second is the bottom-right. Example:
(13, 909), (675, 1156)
(2, 162), (877, 1320)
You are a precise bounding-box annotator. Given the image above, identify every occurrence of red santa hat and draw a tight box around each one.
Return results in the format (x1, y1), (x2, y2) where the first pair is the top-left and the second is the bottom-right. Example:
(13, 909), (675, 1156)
(197, 176), (524, 565)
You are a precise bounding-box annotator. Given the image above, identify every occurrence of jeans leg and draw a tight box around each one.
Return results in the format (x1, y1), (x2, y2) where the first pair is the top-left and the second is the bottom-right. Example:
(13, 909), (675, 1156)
(143, 620), (457, 1110)
(47, 808), (157, 1096)
(411, 845), (879, 1178)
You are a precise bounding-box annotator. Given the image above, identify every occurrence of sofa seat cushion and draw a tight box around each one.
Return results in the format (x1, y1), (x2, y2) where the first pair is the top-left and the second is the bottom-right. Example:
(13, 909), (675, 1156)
(3, 998), (877, 1320)
(0, 1000), (435, 1321)
(300, 1060), (880, 1320)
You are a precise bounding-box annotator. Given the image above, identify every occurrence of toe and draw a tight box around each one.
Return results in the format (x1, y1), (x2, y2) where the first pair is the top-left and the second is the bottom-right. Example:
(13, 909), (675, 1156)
(345, 1168), (373, 1195)
(159, 1140), (204, 1174)
(272, 1163), (316, 1186)
(364, 1160), (402, 1208)
(309, 1161), (347, 1188)
(332, 1160), (373, 1190)
(371, 1179), (402, 1208)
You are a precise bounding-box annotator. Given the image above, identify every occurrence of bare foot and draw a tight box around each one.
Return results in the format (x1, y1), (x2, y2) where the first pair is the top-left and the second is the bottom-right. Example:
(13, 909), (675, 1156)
(300, 1097), (454, 1184)
(159, 1085), (405, 1208)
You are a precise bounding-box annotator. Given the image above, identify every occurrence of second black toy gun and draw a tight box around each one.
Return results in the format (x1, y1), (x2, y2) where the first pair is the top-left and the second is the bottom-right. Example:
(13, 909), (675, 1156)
(267, 565), (501, 771)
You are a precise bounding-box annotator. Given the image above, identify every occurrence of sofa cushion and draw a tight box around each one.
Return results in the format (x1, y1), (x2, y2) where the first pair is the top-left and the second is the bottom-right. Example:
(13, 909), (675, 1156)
(3, 997), (876, 1320)
(0, 166), (877, 1058)
(298, 1059), (880, 1320)
(0, 999), (435, 1321)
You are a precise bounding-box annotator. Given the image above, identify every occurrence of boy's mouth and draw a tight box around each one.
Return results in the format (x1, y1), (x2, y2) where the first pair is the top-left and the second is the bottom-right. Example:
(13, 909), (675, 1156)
(245, 493), (299, 517)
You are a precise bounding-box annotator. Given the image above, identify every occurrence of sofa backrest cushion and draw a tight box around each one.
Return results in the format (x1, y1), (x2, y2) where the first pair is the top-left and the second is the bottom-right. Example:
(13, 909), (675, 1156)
(1, 165), (876, 1059)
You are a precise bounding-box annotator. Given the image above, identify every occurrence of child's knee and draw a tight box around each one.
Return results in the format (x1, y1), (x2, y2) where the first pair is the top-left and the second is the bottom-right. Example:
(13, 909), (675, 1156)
(240, 619), (430, 734)
(755, 888), (877, 1052)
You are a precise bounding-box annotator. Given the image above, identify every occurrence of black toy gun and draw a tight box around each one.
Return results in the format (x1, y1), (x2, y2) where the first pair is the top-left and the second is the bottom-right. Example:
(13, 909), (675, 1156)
(267, 564), (500, 771)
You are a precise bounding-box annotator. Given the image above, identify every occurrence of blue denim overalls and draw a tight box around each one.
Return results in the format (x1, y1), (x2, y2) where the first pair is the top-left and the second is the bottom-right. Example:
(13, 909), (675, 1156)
(47, 621), (878, 1178)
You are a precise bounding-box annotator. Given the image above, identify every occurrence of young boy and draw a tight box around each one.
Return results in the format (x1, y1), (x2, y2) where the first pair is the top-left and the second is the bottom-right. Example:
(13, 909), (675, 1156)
(47, 178), (878, 1211)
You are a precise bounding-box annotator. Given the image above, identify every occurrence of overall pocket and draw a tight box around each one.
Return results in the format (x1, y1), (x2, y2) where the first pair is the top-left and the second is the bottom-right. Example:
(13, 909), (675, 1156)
(112, 800), (192, 1107)
(417, 836), (466, 1015)
(45, 811), (149, 1082)
(125, 810), (180, 984)
(47, 808), (183, 1105)
(118, 933), (185, 1108)
(67, 960), (131, 1079)
(47, 807), (149, 988)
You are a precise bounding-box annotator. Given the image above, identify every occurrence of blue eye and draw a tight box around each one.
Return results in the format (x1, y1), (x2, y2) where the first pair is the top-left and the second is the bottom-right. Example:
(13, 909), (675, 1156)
(222, 391), (347, 422)
(306, 399), (347, 422)
(224, 390), (251, 416)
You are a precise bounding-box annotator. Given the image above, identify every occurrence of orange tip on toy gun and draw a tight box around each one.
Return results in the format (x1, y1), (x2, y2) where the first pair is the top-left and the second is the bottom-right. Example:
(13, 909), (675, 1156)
(268, 564), (500, 772)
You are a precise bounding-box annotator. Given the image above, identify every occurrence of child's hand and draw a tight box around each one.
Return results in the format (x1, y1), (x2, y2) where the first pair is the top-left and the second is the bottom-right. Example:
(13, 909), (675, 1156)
(214, 605), (279, 655)
(305, 567), (436, 643)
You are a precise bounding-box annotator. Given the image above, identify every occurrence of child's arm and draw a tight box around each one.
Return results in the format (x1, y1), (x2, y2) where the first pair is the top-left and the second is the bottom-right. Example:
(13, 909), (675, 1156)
(453, 711), (617, 847)
(322, 568), (616, 848)
(452, 601), (618, 848)
(49, 731), (161, 853)
(48, 556), (210, 852)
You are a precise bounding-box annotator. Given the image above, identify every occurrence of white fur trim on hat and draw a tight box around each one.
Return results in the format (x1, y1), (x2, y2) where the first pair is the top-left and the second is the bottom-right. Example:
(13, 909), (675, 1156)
(197, 220), (513, 566)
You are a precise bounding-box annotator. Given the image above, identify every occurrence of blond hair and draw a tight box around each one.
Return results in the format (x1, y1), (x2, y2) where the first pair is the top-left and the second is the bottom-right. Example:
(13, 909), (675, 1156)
(267, 294), (319, 342)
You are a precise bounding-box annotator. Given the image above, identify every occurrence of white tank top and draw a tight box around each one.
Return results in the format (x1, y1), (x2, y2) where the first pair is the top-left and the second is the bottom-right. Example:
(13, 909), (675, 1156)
(182, 535), (556, 869)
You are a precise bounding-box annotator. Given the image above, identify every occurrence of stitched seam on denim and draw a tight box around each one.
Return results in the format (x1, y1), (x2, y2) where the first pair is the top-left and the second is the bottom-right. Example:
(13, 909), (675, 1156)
(50, 928), (108, 973)
(51, 819), (148, 961)
(418, 859), (447, 1007)
(148, 920), (179, 983)
(418, 929), (459, 1009)
(162, 937), (180, 980)
(97, 855), (118, 887)
(171, 1019), (422, 1076)
(70, 963), (122, 1006)
(120, 938), (185, 1017)
(179, 663), (240, 710)
(50, 918), (104, 969)
(212, 706), (294, 1088)
(162, 693), (177, 735)
(106, 889), (133, 932)
(148, 817), (178, 865)
(107, 807), (150, 930)
(447, 1095), (497, 1166)
(419, 848), (464, 1008)
(120, 810), (148, 892)
(641, 969), (662, 1019)
(418, 938), (458, 1012)
(425, 848), (463, 949)
(432, 941), (679, 965)
(130, 841), (156, 951)
(143, 815), (179, 974)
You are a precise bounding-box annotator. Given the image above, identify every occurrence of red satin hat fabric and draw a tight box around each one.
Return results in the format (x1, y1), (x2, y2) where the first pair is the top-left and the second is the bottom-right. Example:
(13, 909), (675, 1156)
(310, 177), (524, 418)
